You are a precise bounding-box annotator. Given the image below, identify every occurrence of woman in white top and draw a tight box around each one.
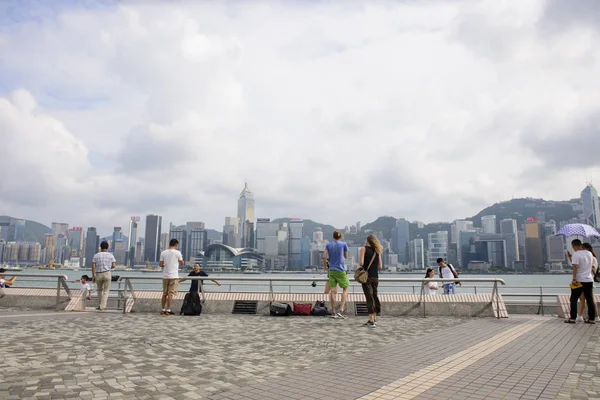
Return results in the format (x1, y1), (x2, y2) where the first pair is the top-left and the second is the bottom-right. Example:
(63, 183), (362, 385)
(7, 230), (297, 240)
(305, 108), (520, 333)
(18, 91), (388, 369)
(578, 243), (599, 321)
(424, 268), (438, 295)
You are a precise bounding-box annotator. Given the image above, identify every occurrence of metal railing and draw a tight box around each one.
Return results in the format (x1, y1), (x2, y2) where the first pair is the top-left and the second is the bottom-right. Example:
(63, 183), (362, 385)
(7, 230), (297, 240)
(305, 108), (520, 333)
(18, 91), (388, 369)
(1, 272), (72, 308)
(115, 275), (506, 318)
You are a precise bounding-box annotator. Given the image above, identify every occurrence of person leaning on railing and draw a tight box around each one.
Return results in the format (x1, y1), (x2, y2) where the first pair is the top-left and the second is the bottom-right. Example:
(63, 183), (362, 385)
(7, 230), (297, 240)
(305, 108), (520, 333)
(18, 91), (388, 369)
(0, 268), (17, 288)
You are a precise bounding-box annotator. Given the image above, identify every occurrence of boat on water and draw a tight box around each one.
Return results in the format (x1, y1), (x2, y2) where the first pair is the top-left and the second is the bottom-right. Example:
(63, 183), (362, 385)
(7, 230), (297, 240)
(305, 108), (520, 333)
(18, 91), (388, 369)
(1, 266), (23, 271)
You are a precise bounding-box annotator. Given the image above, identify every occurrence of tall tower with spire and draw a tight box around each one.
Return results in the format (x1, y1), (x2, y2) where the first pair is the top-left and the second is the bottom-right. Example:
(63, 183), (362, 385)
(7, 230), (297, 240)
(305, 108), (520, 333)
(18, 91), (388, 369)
(581, 184), (600, 228)
(237, 183), (255, 247)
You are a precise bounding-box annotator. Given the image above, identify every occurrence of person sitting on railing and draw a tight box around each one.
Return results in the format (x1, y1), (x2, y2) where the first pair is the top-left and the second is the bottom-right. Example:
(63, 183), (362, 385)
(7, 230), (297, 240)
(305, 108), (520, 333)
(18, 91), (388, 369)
(424, 268), (438, 295)
(180, 263), (221, 293)
(0, 268), (17, 288)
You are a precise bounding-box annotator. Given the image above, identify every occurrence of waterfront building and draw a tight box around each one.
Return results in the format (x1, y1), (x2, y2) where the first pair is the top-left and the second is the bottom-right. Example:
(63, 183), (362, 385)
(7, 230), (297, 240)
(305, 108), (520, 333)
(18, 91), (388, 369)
(84, 227), (98, 267)
(44, 233), (57, 265)
(169, 226), (187, 261)
(481, 215), (497, 234)
(409, 238), (425, 270)
(500, 219), (519, 267)
(127, 217), (139, 267)
(203, 244), (263, 271)
(144, 215), (162, 263)
(458, 230), (477, 269)
(237, 183), (255, 248)
(288, 219), (303, 270)
(581, 184), (600, 228)
(525, 219), (544, 270)
(188, 229), (208, 263)
(474, 234), (507, 268)
(313, 227), (323, 243)
(391, 218), (410, 264)
(51, 222), (69, 238)
(451, 220), (474, 244)
(546, 235), (565, 263)
(427, 231), (448, 267)
(67, 227), (84, 265)
(223, 217), (241, 248)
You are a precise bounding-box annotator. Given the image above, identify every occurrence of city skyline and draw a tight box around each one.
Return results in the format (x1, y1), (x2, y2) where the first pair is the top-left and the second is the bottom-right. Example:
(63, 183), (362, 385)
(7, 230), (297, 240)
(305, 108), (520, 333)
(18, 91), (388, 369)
(2, 1), (600, 234)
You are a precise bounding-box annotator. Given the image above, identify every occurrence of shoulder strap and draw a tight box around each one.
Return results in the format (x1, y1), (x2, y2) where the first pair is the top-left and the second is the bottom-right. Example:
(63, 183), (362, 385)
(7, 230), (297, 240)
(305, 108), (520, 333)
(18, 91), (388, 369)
(365, 247), (378, 271)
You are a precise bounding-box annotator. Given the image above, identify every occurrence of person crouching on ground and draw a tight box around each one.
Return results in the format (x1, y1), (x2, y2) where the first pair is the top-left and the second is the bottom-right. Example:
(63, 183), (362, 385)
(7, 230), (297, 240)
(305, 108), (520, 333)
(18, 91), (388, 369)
(160, 239), (184, 316)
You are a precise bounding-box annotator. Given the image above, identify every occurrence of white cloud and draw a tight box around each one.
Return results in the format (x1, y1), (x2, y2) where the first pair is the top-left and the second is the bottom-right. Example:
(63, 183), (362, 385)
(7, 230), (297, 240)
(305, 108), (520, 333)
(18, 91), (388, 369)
(1, 0), (600, 236)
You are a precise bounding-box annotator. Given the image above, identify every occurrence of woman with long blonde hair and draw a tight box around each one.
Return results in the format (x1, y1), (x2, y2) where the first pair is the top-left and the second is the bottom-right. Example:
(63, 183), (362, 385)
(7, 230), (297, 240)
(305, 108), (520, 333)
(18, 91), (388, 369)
(359, 234), (383, 328)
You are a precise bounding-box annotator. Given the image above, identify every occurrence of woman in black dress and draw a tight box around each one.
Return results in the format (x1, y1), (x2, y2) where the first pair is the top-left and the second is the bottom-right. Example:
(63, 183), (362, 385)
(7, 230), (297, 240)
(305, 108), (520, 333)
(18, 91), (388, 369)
(359, 234), (383, 328)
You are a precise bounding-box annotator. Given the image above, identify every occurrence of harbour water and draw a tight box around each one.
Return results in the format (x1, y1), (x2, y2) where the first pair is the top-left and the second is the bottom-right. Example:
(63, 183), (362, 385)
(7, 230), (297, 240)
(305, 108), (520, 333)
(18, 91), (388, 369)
(9, 269), (576, 296)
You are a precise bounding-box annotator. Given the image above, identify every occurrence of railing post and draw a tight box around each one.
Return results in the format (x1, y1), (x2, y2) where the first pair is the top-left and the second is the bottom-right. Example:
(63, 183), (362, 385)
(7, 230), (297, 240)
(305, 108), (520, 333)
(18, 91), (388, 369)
(117, 279), (122, 311)
(474, 286), (477, 295)
(55, 277), (61, 310)
(494, 281), (500, 319)
(420, 279), (426, 318)
(539, 286), (544, 316)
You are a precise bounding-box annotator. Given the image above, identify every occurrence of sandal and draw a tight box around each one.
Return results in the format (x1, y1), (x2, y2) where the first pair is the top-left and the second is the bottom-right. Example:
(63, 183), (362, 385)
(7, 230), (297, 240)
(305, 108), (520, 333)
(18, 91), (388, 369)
(565, 319), (576, 324)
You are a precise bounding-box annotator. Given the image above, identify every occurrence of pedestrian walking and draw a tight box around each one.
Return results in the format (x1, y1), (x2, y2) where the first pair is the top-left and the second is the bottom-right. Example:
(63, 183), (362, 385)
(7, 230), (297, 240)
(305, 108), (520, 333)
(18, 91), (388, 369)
(576, 243), (599, 322)
(322, 230), (349, 319)
(437, 258), (459, 294)
(359, 235), (383, 328)
(424, 268), (439, 295)
(91, 241), (116, 311)
(159, 239), (184, 316)
(566, 239), (596, 324)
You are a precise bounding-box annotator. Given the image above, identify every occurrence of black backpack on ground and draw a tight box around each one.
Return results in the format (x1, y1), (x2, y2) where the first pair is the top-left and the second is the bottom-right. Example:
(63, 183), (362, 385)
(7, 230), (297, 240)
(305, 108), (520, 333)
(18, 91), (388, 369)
(270, 302), (292, 316)
(312, 301), (328, 316)
(594, 267), (600, 283)
(180, 292), (202, 316)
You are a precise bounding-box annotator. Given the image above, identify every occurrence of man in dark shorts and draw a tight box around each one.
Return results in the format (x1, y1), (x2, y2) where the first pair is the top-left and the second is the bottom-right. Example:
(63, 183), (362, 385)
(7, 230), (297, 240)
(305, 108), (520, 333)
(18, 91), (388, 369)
(181, 263), (222, 293)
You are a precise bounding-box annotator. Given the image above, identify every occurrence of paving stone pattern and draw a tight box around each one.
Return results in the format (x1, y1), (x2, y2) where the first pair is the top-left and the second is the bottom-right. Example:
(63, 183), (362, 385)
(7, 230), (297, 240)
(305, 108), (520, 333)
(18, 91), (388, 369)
(0, 313), (463, 399)
(557, 325), (600, 400)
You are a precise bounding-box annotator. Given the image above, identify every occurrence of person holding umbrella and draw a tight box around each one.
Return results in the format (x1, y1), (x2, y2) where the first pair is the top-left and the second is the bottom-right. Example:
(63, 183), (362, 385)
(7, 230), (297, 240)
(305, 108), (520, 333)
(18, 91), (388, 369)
(566, 239), (596, 324)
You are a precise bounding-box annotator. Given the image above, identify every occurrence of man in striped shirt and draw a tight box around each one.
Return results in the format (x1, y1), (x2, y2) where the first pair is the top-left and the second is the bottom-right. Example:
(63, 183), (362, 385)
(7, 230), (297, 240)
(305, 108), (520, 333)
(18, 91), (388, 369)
(92, 241), (116, 311)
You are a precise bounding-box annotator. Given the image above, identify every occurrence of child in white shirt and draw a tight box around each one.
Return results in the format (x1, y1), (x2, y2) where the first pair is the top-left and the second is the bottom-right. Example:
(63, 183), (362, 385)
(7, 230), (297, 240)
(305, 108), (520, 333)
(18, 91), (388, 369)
(72, 274), (92, 300)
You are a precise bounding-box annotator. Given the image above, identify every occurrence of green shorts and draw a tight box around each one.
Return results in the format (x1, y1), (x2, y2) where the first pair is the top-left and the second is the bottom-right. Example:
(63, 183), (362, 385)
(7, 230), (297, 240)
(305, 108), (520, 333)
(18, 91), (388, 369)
(329, 270), (350, 289)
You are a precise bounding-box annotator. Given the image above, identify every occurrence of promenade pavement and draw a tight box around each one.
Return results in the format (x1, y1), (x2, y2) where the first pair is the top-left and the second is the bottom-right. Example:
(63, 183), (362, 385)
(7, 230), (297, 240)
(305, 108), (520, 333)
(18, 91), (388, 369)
(0, 311), (598, 400)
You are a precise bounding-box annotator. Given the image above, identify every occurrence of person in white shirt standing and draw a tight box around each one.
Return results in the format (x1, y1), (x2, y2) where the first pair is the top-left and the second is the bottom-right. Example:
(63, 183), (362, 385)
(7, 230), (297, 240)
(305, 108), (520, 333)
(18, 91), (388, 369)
(160, 239), (184, 316)
(437, 258), (460, 294)
(566, 239), (596, 324)
(92, 241), (116, 311)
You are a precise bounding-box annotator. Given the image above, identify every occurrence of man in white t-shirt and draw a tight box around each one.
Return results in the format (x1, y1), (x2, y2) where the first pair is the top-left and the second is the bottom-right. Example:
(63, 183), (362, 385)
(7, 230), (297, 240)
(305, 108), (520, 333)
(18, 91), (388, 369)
(159, 239), (184, 316)
(567, 239), (596, 324)
(437, 258), (460, 294)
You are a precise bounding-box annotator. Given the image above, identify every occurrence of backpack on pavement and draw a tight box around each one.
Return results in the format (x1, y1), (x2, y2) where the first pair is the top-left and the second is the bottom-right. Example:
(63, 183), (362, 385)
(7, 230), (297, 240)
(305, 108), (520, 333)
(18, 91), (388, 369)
(312, 301), (328, 316)
(180, 292), (202, 316)
(270, 302), (292, 316)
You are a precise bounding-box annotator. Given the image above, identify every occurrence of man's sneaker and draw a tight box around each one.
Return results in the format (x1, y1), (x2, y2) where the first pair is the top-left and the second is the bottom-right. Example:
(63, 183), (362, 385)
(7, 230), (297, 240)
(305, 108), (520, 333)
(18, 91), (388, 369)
(367, 321), (376, 328)
(330, 313), (340, 319)
(596, 317), (600, 322)
(576, 316), (584, 323)
(336, 312), (347, 319)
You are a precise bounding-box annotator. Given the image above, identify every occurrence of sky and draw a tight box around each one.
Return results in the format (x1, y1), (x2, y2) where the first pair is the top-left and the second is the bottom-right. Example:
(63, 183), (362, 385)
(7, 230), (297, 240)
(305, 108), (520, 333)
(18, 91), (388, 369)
(1, 0), (600, 237)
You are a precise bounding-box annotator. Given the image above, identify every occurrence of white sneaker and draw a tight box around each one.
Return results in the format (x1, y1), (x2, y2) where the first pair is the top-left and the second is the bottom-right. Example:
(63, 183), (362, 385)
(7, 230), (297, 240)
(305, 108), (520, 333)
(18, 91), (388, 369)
(576, 316), (584, 323)
(336, 312), (347, 319)
(595, 317), (600, 322)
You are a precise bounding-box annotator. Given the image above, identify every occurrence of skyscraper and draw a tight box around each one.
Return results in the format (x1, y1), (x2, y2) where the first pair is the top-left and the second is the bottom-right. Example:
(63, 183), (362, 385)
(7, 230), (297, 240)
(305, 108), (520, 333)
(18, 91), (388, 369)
(458, 230), (477, 269)
(391, 218), (410, 264)
(144, 215), (162, 263)
(51, 222), (69, 238)
(67, 227), (84, 265)
(169, 226), (187, 261)
(288, 219), (304, 270)
(427, 231), (448, 267)
(44, 233), (58, 265)
(188, 229), (207, 262)
(313, 227), (323, 243)
(84, 227), (98, 267)
(409, 238), (425, 270)
(581, 184), (600, 228)
(500, 219), (520, 268)
(481, 215), (497, 234)
(525, 219), (544, 270)
(451, 220), (474, 244)
(223, 217), (240, 248)
(237, 183), (255, 248)
(128, 217), (139, 267)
